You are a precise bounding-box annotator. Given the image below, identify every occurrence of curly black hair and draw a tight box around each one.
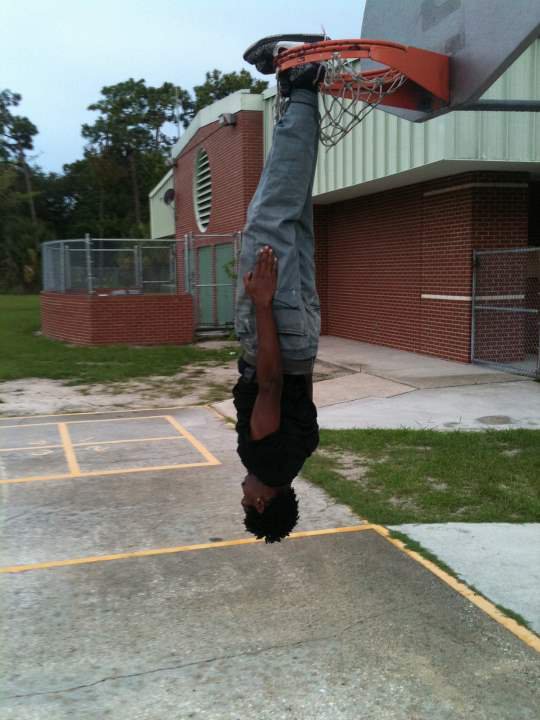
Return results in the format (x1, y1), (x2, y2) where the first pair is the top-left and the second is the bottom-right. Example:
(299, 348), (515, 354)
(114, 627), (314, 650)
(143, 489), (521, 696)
(243, 488), (299, 544)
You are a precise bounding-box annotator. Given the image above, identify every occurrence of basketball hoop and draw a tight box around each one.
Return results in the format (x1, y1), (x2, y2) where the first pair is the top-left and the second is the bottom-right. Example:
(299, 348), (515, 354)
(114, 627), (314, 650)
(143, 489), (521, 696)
(274, 39), (450, 147)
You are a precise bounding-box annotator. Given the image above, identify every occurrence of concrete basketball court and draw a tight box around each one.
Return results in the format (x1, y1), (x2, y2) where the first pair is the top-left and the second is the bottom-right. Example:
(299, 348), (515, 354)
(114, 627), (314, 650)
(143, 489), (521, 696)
(1, 406), (539, 719)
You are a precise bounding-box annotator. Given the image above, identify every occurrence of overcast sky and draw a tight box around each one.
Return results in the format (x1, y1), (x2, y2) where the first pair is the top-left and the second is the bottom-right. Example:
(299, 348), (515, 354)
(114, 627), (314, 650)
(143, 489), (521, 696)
(2, 0), (366, 173)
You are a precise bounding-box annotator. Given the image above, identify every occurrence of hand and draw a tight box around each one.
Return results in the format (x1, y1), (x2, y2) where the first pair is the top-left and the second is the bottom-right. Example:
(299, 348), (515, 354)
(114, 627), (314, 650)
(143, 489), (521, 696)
(243, 245), (278, 307)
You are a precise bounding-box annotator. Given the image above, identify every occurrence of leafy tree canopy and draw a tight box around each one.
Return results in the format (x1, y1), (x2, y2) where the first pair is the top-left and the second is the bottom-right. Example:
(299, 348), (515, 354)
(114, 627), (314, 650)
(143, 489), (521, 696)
(0, 89), (38, 162)
(190, 69), (268, 121)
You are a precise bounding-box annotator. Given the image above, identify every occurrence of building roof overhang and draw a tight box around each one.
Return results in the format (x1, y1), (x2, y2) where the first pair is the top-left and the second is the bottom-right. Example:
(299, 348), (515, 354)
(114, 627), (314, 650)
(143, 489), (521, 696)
(170, 90), (263, 161)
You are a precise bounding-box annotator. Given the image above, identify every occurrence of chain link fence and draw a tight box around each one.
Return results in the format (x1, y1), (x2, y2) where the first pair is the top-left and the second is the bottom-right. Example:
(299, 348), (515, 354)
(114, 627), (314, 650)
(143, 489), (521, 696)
(42, 238), (177, 295)
(472, 247), (540, 378)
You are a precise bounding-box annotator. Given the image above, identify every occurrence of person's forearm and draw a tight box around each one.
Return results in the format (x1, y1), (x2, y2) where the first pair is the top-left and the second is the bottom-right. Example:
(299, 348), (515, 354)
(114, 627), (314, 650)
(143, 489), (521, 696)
(255, 302), (282, 386)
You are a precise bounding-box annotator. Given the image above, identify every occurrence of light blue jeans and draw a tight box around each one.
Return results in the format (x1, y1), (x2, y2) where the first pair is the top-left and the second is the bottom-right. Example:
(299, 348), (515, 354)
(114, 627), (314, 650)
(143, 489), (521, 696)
(235, 89), (320, 372)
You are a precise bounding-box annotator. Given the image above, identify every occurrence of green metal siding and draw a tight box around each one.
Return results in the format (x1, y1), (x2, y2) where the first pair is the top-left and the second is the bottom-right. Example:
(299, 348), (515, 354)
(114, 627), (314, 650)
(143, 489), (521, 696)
(149, 170), (175, 239)
(449, 41), (540, 161)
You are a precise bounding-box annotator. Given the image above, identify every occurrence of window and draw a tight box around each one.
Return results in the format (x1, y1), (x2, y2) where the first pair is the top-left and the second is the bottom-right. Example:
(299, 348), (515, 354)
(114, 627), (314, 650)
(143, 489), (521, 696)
(194, 148), (212, 232)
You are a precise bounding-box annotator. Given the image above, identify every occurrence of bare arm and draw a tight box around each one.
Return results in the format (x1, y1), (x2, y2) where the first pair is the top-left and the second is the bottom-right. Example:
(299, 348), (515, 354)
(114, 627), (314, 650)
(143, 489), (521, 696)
(243, 246), (283, 440)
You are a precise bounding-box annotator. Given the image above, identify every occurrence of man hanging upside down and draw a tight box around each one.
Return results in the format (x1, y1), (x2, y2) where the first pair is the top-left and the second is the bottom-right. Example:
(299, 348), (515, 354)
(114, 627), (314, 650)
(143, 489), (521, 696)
(233, 34), (326, 543)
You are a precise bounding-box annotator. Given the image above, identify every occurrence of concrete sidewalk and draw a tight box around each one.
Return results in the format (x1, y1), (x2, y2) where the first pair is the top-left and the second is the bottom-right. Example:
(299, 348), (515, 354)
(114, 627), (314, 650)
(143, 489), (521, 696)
(317, 379), (540, 430)
(316, 336), (522, 389)
(313, 337), (540, 430)
(388, 524), (540, 634)
(213, 337), (540, 429)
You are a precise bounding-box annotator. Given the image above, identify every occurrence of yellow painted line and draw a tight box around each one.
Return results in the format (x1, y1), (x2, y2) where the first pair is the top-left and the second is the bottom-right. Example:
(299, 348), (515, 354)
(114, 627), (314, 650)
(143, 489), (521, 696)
(73, 436), (186, 448)
(0, 406), (196, 422)
(0, 525), (371, 574)
(0, 473), (75, 485)
(58, 423), (81, 477)
(205, 403), (235, 422)
(0, 461), (218, 486)
(0, 421), (60, 430)
(0, 415), (170, 430)
(73, 462), (216, 479)
(371, 525), (540, 654)
(165, 415), (221, 466)
(0, 436), (187, 453)
(0, 444), (63, 453)
(67, 415), (170, 426)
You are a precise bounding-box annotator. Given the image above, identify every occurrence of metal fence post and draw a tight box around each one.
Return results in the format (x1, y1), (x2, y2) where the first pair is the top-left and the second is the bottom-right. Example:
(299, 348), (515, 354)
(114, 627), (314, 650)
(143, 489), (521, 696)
(85, 233), (94, 294)
(169, 242), (176, 293)
(60, 242), (66, 292)
(234, 231), (242, 276)
(65, 243), (72, 290)
(470, 250), (478, 363)
(183, 234), (190, 294)
(135, 243), (143, 289)
(190, 233), (197, 297)
(42, 243), (47, 290)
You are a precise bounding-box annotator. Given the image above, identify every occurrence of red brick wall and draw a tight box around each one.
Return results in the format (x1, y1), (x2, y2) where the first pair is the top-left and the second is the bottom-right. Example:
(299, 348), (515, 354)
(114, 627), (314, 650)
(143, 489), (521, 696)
(174, 110), (263, 293)
(41, 293), (94, 344)
(315, 172), (529, 363)
(41, 292), (193, 346)
(318, 184), (423, 354)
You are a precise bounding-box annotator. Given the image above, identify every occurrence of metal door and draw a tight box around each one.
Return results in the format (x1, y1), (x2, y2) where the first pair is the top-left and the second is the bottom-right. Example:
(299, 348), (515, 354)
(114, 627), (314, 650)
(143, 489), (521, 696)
(184, 232), (241, 331)
(197, 245), (214, 327)
(216, 243), (235, 326)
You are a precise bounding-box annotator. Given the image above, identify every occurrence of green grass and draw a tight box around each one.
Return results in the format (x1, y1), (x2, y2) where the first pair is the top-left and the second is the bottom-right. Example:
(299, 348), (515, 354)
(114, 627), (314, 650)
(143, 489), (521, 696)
(302, 428), (540, 524)
(0, 295), (239, 385)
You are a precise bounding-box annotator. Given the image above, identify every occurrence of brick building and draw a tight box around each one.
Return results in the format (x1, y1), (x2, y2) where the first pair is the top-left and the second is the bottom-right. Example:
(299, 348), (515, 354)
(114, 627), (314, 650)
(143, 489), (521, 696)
(148, 39), (539, 366)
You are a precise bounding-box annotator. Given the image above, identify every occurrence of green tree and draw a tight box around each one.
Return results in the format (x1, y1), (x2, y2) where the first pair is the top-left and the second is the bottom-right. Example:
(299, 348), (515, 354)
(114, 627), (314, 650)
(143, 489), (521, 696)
(0, 165), (51, 292)
(189, 69), (268, 119)
(82, 79), (184, 232)
(0, 89), (39, 228)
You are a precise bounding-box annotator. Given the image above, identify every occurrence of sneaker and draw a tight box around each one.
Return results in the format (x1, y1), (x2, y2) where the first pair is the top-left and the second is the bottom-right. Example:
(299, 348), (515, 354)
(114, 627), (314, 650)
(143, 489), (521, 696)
(243, 33), (326, 75)
(273, 40), (307, 57)
(278, 63), (325, 97)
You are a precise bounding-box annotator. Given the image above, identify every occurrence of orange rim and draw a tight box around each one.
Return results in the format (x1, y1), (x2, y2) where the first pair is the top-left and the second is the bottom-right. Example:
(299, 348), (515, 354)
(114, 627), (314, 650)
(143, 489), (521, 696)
(275, 38), (450, 105)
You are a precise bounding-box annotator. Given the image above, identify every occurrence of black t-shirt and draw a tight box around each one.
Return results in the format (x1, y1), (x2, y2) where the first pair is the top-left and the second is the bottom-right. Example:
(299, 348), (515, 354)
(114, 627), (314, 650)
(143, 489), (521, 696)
(232, 359), (319, 487)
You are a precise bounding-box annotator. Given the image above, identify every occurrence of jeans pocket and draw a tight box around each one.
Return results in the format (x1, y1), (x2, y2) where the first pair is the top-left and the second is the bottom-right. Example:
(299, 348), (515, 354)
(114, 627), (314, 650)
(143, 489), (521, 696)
(273, 289), (306, 336)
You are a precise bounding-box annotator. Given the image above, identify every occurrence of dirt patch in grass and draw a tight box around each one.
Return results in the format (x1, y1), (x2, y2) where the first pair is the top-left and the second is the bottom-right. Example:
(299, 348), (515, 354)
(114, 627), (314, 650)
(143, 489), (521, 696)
(0, 354), (357, 417)
(501, 448), (522, 457)
(201, 382), (235, 404)
(426, 477), (448, 492)
(0, 362), (240, 416)
(0, 301), (357, 417)
(318, 448), (371, 483)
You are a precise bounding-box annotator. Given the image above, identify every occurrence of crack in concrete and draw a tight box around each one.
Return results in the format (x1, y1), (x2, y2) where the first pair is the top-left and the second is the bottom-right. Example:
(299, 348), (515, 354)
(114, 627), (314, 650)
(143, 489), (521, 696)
(4, 510), (35, 524)
(5, 603), (417, 700)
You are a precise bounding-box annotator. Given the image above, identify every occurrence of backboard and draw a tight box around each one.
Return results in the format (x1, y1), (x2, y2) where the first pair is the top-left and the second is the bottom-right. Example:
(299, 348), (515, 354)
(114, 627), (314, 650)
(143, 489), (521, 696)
(361, 0), (540, 121)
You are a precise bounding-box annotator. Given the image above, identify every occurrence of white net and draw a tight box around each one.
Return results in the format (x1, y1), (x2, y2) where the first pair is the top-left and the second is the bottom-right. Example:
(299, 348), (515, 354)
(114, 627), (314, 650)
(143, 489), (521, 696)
(275, 53), (407, 148)
(318, 55), (407, 147)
